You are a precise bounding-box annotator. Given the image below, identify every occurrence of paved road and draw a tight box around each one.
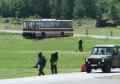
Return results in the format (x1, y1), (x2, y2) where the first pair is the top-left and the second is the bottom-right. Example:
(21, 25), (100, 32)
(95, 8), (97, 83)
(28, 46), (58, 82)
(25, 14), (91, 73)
(0, 30), (22, 34)
(0, 30), (120, 40)
(0, 69), (120, 84)
(74, 34), (120, 40)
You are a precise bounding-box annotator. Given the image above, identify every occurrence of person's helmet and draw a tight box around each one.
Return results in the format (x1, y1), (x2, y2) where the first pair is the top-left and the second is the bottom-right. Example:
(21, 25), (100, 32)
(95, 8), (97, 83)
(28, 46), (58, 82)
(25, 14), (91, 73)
(38, 52), (42, 58)
(55, 52), (58, 55)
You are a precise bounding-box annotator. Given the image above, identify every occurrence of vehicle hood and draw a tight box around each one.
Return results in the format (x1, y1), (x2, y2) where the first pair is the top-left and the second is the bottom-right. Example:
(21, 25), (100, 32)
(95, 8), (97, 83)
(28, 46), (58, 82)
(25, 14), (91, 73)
(87, 55), (111, 59)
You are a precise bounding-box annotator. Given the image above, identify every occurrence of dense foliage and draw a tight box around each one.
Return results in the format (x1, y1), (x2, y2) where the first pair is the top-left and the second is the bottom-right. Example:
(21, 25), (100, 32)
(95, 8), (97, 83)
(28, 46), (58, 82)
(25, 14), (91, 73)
(0, 0), (120, 20)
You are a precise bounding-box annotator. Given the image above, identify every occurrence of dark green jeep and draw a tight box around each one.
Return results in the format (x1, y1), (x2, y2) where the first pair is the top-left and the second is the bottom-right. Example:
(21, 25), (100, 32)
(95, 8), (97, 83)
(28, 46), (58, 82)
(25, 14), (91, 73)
(85, 44), (120, 73)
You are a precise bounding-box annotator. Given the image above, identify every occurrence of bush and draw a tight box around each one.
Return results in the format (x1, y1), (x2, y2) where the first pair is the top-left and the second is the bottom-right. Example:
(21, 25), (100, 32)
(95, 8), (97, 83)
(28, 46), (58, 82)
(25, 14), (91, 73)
(28, 15), (41, 20)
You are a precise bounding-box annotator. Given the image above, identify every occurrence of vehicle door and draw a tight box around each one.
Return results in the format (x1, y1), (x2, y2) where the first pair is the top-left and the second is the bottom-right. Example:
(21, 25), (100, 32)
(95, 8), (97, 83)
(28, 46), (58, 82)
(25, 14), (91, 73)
(112, 47), (120, 67)
(117, 46), (120, 66)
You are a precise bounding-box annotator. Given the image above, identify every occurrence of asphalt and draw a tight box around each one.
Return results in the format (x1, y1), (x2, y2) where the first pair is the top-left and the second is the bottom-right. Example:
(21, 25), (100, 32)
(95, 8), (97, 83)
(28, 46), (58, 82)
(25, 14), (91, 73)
(0, 69), (120, 84)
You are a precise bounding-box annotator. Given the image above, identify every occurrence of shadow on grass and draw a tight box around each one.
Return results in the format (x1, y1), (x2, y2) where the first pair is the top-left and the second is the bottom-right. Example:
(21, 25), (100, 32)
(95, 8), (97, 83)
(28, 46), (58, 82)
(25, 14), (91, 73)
(23, 36), (72, 40)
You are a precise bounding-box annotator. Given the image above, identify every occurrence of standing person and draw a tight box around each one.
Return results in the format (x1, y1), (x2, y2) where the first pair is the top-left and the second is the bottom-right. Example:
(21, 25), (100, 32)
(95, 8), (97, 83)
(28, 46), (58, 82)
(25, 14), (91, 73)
(34, 52), (46, 76)
(50, 52), (58, 74)
(79, 39), (83, 52)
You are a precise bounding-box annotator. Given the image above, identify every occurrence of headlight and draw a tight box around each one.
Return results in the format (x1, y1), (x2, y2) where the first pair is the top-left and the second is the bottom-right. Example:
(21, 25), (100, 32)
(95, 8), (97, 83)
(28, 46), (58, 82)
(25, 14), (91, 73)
(86, 58), (88, 62)
(102, 58), (104, 62)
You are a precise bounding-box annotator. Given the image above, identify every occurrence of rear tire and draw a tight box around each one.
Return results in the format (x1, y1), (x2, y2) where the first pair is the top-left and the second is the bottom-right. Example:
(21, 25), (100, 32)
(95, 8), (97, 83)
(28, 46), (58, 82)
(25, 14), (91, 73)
(41, 32), (46, 38)
(101, 63), (111, 73)
(31, 33), (36, 38)
(60, 32), (64, 37)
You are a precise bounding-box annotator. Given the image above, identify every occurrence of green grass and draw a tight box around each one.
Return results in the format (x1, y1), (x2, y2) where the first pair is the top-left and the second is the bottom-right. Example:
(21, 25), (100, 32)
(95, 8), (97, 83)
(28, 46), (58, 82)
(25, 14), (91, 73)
(0, 34), (120, 79)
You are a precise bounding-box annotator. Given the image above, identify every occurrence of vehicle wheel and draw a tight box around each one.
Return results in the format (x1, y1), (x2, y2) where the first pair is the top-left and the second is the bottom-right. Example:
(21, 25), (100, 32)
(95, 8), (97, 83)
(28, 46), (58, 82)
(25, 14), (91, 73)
(86, 64), (92, 73)
(60, 32), (64, 37)
(41, 32), (46, 38)
(31, 33), (36, 38)
(102, 63), (111, 73)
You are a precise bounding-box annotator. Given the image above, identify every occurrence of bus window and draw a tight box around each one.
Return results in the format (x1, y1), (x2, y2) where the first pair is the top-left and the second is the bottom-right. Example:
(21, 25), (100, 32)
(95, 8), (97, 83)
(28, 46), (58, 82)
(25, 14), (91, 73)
(32, 21), (36, 29)
(49, 21), (54, 28)
(36, 21), (39, 29)
(44, 21), (49, 28)
(60, 21), (72, 28)
(64, 21), (69, 28)
(39, 21), (44, 28)
(23, 21), (26, 29)
(118, 47), (120, 55)
(54, 21), (60, 28)
(28, 21), (33, 29)
(60, 21), (64, 28)
(68, 21), (72, 28)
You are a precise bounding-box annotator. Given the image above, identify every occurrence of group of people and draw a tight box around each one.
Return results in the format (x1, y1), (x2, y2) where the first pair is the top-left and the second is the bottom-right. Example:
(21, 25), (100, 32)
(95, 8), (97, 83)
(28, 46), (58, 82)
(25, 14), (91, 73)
(34, 52), (58, 76)
(34, 39), (83, 76)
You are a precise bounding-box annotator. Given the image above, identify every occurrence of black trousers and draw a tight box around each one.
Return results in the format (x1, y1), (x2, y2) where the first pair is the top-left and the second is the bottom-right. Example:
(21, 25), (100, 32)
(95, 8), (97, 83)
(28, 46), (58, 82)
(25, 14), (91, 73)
(79, 46), (83, 52)
(39, 65), (45, 76)
(51, 64), (57, 74)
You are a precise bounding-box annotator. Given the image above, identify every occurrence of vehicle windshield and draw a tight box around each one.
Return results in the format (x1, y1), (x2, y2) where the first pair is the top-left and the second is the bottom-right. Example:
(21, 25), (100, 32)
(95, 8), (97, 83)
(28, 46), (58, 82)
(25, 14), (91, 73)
(92, 47), (113, 55)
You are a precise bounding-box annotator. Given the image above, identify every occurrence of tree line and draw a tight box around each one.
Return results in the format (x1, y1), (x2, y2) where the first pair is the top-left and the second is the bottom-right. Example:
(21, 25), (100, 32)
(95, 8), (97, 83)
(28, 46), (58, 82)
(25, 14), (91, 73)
(0, 0), (120, 20)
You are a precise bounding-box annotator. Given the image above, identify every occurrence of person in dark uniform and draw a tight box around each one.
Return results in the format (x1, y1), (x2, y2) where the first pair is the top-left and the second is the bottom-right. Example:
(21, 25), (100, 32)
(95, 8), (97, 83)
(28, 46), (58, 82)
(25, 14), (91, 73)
(50, 52), (58, 74)
(34, 52), (46, 76)
(79, 39), (83, 52)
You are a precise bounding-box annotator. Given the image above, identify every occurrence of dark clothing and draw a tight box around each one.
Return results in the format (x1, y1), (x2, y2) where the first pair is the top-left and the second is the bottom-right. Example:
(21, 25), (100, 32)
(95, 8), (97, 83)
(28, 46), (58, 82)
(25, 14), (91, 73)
(39, 65), (45, 75)
(35, 56), (46, 76)
(51, 53), (58, 62)
(38, 56), (46, 66)
(79, 40), (83, 52)
(50, 53), (58, 74)
(51, 64), (57, 74)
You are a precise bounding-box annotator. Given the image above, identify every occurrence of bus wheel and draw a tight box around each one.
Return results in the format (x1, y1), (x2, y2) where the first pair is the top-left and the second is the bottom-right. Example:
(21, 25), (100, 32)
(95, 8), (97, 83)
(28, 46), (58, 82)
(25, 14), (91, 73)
(41, 32), (46, 38)
(60, 32), (64, 37)
(32, 33), (36, 38)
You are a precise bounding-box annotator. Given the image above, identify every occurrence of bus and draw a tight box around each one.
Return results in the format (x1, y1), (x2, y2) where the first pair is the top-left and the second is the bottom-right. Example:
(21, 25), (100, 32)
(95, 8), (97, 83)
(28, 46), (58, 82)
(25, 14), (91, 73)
(23, 19), (73, 38)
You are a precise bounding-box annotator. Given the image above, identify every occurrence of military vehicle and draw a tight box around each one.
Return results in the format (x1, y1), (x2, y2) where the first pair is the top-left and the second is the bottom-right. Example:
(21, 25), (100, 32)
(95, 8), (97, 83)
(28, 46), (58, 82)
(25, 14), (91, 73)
(115, 20), (120, 26)
(96, 19), (117, 27)
(85, 44), (120, 73)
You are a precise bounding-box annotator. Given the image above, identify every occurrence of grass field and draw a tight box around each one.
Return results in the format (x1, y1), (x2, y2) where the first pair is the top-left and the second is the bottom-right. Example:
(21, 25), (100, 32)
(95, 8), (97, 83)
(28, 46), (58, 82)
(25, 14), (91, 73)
(0, 34), (120, 79)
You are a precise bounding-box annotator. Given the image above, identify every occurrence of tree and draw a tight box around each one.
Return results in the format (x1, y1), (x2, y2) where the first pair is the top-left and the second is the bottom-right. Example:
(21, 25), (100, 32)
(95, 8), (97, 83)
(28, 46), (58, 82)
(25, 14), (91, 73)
(110, 0), (120, 20)
(41, 0), (51, 18)
(73, 0), (85, 18)
(12, 0), (31, 17)
(74, 0), (97, 19)
(0, 0), (11, 17)
(55, 0), (62, 19)
(30, 0), (50, 18)
(49, 0), (56, 18)
(62, 0), (74, 19)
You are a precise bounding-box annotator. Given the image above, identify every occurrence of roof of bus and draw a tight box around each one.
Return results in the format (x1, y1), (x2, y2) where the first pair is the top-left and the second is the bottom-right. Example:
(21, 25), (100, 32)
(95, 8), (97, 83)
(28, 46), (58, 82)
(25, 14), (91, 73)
(23, 19), (72, 22)
(94, 44), (120, 47)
